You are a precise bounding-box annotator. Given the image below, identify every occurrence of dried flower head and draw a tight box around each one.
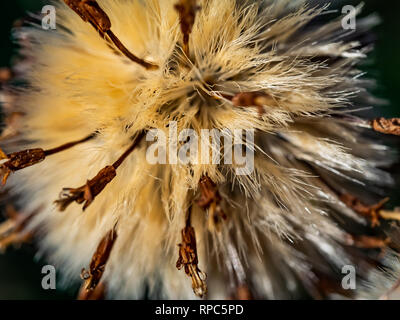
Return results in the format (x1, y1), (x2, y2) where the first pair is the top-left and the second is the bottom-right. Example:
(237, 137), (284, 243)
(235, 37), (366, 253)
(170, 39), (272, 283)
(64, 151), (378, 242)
(1, 0), (400, 300)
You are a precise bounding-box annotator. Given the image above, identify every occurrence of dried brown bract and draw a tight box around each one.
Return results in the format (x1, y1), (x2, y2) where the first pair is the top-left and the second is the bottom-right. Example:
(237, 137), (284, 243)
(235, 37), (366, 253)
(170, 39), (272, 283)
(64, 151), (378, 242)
(340, 194), (391, 227)
(197, 175), (220, 208)
(0, 68), (12, 84)
(80, 227), (117, 292)
(176, 221), (207, 298)
(371, 118), (400, 136)
(0, 148), (46, 185)
(232, 92), (275, 115)
(347, 234), (391, 249)
(0, 112), (24, 141)
(174, 0), (200, 56)
(63, 0), (158, 70)
(56, 165), (116, 211)
(197, 175), (227, 231)
(0, 207), (36, 252)
(56, 132), (144, 211)
(229, 285), (253, 300)
(64, 0), (111, 33)
(0, 134), (94, 186)
(78, 282), (106, 300)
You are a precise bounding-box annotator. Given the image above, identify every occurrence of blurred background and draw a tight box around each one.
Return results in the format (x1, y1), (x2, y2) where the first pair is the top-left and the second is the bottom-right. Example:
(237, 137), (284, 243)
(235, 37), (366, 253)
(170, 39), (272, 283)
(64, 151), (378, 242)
(0, 0), (398, 299)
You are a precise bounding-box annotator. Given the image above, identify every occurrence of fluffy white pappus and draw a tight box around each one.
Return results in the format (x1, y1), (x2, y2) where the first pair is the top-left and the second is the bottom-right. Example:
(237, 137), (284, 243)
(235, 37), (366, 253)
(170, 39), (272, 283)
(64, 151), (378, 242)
(1, 0), (399, 299)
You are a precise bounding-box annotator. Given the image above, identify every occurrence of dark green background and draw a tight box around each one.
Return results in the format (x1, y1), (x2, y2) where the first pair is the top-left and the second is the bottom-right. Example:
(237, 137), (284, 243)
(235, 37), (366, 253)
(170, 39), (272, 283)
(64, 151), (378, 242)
(0, 0), (398, 299)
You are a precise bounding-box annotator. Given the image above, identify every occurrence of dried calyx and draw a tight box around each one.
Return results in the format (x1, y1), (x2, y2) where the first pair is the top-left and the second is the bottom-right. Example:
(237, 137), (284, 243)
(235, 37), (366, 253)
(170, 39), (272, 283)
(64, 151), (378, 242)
(63, 0), (158, 70)
(231, 92), (276, 115)
(0, 111), (24, 141)
(79, 225), (117, 296)
(78, 282), (106, 300)
(346, 234), (391, 249)
(0, 206), (37, 252)
(340, 194), (400, 227)
(229, 285), (253, 300)
(371, 118), (400, 136)
(55, 131), (145, 211)
(197, 175), (227, 231)
(176, 208), (207, 298)
(0, 134), (94, 185)
(174, 0), (200, 57)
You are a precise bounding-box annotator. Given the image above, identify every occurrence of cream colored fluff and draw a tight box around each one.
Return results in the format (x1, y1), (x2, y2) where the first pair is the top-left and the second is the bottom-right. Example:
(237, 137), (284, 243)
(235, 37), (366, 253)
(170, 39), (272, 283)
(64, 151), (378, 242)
(3, 0), (399, 299)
